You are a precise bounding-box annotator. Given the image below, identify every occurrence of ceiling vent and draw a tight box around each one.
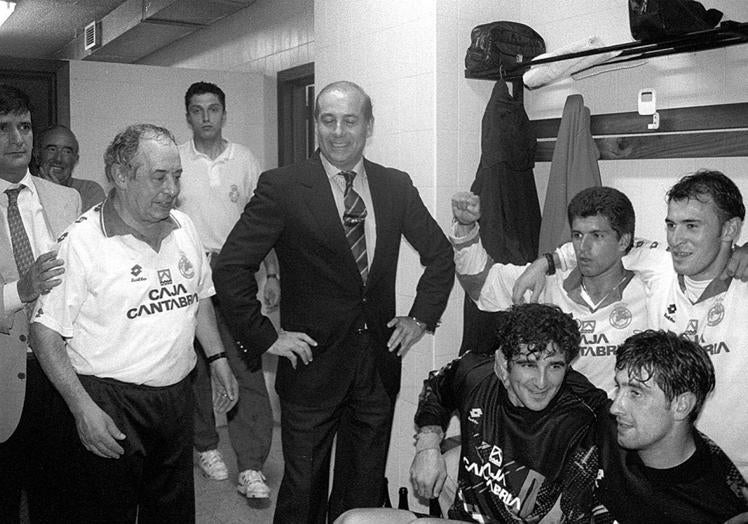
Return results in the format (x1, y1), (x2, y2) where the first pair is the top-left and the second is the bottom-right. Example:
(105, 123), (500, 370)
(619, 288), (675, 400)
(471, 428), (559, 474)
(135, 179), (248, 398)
(83, 20), (100, 51)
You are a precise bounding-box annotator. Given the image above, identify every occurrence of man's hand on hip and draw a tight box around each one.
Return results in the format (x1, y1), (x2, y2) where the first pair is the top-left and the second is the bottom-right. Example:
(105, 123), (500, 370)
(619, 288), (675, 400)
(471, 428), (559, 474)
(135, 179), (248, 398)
(267, 329), (317, 369)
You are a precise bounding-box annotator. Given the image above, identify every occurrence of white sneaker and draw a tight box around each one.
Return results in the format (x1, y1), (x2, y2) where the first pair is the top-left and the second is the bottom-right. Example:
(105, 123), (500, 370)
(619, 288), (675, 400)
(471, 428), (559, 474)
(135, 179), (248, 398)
(237, 469), (270, 499)
(197, 449), (229, 480)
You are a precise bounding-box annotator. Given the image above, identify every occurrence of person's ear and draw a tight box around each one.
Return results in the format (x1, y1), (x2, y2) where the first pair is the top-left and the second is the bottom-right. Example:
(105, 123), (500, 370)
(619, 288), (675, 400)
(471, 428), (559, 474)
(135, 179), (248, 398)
(618, 232), (632, 253)
(721, 217), (742, 244)
(111, 163), (130, 189)
(494, 349), (510, 387)
(673, 391), (697, 422)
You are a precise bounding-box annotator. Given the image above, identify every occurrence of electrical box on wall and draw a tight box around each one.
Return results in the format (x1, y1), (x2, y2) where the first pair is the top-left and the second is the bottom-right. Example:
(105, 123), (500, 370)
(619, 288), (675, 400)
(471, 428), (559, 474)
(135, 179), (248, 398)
(84, 20), (100, 51)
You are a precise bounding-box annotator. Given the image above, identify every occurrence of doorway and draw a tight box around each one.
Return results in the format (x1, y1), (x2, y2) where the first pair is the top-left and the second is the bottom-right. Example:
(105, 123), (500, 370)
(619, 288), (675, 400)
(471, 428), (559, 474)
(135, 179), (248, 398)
(277, 62), (314, 167)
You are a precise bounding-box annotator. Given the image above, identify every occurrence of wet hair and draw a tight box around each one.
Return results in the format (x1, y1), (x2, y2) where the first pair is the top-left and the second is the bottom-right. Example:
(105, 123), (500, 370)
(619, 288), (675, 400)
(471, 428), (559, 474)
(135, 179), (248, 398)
(184, 81), (226, 112)
(567, 186), (636, 253)
(615, 330), (715, 423)
(0, 84), (32, 115)
(103, 124), (176, 183)
(36, 124), (79, 155)
(313, 81), (373, 122)
(494, 303), (580, 366)
(667, 169), (745, 225)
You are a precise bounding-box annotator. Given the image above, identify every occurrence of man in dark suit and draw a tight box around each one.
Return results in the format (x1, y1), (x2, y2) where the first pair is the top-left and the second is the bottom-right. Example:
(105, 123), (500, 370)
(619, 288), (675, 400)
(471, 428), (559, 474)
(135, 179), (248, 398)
(214, 81), (454, 523)
(0, 84), (81, 521)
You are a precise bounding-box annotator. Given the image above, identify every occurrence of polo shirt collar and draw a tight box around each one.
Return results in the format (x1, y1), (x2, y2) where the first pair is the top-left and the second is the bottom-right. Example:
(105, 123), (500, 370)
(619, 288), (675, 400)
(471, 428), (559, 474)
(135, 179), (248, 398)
(100, 190), (179, 241)
(187, 138), (232, 162)
(677, 273), (732, 303)
(563, 268), (635, 312)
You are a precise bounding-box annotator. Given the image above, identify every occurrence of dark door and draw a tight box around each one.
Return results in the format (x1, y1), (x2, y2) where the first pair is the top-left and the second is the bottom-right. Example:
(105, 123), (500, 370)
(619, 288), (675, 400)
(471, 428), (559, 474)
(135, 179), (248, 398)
(277, 63), (314, 167)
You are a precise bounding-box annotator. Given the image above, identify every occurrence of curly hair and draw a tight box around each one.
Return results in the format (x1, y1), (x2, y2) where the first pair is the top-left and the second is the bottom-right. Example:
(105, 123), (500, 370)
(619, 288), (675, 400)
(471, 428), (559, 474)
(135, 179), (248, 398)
(615, 330), (715, 422)
(667, 169), (745, 225)
(495, 303), (581, 365)
(103, 123), (175, 183)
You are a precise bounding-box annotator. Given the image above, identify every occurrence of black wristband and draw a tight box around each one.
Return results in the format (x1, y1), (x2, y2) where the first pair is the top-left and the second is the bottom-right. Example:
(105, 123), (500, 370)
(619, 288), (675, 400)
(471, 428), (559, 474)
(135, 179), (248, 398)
(543, 252), (556, 275)
(206, 351), (228, 364)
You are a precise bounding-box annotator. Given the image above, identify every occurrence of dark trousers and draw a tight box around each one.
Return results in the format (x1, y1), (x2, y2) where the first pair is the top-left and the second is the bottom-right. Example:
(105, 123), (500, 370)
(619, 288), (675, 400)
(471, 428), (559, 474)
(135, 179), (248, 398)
(67, 374), (195, 524)
(0, 357), (77, 523)
(273, 332), (395, 524)
(192, 304), (273, 471)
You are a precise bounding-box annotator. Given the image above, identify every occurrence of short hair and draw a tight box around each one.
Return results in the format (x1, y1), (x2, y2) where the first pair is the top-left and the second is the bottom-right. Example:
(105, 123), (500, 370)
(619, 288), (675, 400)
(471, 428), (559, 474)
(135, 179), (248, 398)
(0, 84), (32, 115)
(36, 124), (79, 155)
(667, 169), (745, 224)
(184, 81), (226, 113)
(103, 124), (176, 183)
(494, 303), (581, 365)
(313, 81), (373, 122)
(615, 330), (715, 423)
(567, 186), (636, 253)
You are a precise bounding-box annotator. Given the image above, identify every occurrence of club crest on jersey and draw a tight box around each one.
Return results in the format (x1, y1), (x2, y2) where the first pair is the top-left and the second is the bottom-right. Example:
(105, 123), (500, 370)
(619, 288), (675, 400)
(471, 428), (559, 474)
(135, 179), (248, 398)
(229, 184), (240, 203)
(707, 301), (725, 327)
(178, 253), (195, 279)
(158, 269), (173, 286)
(609, 305), (632, 329)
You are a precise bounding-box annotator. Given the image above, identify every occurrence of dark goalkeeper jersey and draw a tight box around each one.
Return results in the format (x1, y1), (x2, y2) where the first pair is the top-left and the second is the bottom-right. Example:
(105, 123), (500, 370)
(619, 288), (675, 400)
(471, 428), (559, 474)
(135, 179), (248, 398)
(415, 351), (609, 523)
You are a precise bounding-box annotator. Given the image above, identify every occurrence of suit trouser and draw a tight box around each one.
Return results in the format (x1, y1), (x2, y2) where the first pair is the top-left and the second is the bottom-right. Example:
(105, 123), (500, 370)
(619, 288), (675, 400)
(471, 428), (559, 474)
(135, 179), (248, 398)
(192, 299), (273, 472)
(274, 331), (394, 524)
(0, 357), (77, 523)
(67, 374), (195, 524)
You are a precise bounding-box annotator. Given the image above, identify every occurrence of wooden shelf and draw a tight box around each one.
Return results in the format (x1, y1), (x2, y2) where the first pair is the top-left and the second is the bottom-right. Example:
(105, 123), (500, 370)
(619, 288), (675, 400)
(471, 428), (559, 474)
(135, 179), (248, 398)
(465, 21), (748, 81)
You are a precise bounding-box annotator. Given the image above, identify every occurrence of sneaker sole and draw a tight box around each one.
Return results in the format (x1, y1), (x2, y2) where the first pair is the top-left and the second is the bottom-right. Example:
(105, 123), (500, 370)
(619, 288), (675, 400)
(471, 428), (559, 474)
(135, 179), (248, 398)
(237, 485), (270, 499)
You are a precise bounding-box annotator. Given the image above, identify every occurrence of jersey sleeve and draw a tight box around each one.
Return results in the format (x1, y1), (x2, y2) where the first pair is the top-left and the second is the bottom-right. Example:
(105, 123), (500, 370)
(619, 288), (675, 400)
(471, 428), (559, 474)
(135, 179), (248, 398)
(31, 227), (89, 338)
(451, 222), (529, 311)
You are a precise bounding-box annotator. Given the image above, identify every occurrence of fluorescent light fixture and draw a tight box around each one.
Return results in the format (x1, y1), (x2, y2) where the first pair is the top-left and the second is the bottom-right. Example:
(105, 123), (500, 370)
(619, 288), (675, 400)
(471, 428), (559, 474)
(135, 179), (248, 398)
(0, 1), (16, 28)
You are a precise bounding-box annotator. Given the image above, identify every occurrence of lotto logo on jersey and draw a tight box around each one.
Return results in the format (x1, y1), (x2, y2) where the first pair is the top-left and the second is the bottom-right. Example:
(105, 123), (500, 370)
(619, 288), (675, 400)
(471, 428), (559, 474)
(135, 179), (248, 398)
(468, 408), (483, 424)
(158, 269), (173, 286)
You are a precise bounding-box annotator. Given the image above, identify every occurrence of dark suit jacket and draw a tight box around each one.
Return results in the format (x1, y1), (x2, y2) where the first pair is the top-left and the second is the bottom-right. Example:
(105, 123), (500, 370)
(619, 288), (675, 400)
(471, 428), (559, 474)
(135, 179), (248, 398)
(0, 177), (81, 442)
(214, 153), (454, 405)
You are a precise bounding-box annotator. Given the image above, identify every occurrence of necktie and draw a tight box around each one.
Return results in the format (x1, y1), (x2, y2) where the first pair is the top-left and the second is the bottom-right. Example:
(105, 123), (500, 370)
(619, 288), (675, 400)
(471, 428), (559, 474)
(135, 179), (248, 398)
(339, 171), (368, 283)
(5, 186), (35, 276)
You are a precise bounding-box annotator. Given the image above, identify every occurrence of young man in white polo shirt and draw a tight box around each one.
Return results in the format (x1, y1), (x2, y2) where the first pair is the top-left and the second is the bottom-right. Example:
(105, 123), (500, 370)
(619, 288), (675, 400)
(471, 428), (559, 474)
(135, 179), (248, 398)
(177, 81), (278, 498)
(451, 186), (648, 396)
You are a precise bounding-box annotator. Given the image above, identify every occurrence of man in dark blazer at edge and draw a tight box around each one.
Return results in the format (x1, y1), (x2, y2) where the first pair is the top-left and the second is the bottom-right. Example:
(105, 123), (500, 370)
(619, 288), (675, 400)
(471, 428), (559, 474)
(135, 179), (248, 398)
(213, 80), (455, 524)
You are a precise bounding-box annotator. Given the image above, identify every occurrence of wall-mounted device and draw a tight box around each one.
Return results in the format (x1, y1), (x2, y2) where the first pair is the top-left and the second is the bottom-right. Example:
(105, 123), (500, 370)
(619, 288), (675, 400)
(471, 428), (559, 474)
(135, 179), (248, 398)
(638, 88), (659, 130)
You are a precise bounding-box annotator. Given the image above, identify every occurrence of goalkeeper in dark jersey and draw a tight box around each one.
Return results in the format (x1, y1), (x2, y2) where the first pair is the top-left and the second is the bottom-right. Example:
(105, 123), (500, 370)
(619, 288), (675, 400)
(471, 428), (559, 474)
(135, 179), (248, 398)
(337, 303), (610, 523)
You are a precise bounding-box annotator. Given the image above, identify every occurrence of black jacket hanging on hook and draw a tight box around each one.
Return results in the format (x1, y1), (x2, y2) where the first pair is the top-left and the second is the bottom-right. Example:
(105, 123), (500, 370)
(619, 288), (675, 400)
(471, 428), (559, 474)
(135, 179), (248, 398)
(460, 80), (541, 355)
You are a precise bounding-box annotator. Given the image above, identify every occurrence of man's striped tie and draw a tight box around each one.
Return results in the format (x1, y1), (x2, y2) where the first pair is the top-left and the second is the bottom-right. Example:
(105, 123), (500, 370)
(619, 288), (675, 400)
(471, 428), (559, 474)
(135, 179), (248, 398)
(339, 171), (368, 284)
(5, 186), (35, 276)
